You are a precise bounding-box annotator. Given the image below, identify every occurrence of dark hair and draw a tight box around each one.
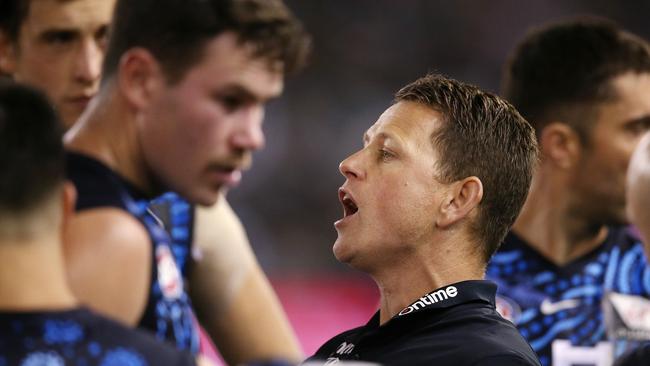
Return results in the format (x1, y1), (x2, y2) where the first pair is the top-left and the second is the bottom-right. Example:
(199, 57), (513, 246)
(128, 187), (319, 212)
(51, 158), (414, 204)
(0, 0), (29, 41)
(102, 0), (311, 84)
(395, 74), (539, 262)
(0, 81), (64, 213)
(502, 17), (650, 141)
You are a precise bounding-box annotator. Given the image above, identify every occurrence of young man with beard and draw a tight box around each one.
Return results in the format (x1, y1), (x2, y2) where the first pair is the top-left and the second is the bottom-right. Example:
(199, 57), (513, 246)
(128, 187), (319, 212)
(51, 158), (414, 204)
(307, 74), (540, 366)
(63, 0), (309, 363)
(486, 18), (650, 366)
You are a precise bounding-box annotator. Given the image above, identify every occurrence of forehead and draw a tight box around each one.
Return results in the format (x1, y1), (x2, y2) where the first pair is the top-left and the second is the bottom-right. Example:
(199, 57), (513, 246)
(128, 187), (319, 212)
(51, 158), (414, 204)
(595, 72), (650, 126)
(365, 101), (441, 145)
(179, 32), (284, 100)
(22, 0), (114, 33)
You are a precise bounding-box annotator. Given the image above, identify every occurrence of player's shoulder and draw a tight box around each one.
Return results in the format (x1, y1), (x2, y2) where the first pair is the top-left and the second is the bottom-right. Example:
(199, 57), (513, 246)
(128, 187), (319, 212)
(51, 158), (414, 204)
(0, 309), (196, 366)
(68, 208), (150, 250)
(80, 309), (196, 365)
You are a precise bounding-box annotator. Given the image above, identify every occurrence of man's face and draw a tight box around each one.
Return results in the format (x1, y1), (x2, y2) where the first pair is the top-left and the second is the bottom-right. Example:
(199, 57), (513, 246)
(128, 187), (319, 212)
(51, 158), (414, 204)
(333, 101), (448, 272)
(569, 72), (650, 226)
(0, 0), (114, 129)
(140, 32), (283, 206)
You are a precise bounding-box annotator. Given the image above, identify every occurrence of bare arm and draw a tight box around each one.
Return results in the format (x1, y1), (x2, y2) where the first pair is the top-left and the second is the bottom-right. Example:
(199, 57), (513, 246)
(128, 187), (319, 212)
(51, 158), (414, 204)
(63, 208), (151, 326)
(189, 196), (303, 365)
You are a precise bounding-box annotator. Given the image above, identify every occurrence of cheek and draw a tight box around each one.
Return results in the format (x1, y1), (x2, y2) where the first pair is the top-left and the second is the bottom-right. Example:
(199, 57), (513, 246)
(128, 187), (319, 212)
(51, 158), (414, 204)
(600, 133), (640, 171)
(174, 98), (229, 148)
(373, 178), (433, 228)
(18, 54), (66, 95)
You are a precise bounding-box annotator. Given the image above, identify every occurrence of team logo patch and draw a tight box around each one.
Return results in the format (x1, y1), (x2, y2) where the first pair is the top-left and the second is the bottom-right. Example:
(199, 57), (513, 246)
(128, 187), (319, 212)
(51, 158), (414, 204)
(495, 294), (522, 323)
(156, 245), (183, 299)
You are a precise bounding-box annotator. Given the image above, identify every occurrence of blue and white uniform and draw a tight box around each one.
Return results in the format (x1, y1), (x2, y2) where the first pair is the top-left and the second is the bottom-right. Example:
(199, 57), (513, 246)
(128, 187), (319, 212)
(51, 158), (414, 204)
(66, 152), (200, 354)
(487, 227), (650, 366)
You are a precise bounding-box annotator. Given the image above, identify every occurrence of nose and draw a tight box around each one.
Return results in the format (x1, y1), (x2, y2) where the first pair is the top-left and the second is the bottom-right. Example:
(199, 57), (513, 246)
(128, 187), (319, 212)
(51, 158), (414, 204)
(339, 150), (366, 180)
(74, 38), (102, 84)
(231, 106), (266, 151)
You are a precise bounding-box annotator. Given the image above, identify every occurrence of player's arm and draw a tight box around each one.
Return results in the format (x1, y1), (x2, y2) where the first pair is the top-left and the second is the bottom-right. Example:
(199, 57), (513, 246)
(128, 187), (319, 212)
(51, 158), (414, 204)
(189, 195), (303, 365)
(63, 208), (151, 326)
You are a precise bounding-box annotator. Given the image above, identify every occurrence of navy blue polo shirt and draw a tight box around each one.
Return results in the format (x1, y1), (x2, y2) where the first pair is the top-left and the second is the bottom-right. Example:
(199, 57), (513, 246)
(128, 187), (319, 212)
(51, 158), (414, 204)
(306, 280), (540, 366)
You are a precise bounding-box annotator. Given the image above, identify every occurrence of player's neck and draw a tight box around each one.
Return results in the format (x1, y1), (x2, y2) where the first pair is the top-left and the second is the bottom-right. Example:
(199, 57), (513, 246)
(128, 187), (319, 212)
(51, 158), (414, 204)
(0, 236), (77, 311)
(372, 236), (484, 325)
(65, 85), (158, 198)
(513, 174), (608, 266)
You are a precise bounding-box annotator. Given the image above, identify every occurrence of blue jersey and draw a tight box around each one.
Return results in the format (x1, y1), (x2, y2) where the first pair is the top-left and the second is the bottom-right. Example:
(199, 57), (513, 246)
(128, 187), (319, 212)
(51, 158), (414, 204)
(487, 226), (650, 366)
(149, 192), (194, 279)
(0, 308), (195, 366)
(66, 152), (200, 354)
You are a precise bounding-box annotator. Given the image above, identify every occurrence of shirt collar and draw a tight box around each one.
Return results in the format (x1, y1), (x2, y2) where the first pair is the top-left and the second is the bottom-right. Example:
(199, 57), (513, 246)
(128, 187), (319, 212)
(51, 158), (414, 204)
(365, 280), (497, 329)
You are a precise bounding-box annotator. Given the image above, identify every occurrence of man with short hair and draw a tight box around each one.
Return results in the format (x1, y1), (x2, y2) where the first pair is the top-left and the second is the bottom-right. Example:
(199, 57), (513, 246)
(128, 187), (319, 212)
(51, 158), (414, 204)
(64, 0), (309, 363)
(486, 18), (650, 366)
(0, 81), (204, 366)
(306, 74), (540, 366)
(0, 0), (111, 128)
(0, 1), (306, 363)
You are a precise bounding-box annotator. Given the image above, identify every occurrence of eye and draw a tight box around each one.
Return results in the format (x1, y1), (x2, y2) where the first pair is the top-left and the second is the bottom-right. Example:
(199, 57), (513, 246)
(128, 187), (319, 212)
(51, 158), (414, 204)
(41, 30), (77, 46)
(95, 26), (109, 49)
(219, 95), (246, 112)
(378, 149), (394, 162)
(626, 119), (650, 135)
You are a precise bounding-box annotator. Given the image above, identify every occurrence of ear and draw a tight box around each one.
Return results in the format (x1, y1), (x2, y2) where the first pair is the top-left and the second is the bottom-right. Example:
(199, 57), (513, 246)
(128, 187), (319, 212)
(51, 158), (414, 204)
(539, 122), (581, 169)
(436, 176), (483, 228)
(0, 31), (17, 74)
(117, 47), (164, 110)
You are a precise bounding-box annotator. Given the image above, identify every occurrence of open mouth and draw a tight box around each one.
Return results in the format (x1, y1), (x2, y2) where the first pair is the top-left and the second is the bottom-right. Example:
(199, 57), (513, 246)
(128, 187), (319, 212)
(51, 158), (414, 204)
(339, 188), (359, 217)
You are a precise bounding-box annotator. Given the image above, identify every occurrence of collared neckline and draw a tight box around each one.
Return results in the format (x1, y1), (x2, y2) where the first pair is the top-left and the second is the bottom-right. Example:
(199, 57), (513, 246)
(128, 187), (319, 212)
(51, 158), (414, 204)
(367, 280), (497, 329)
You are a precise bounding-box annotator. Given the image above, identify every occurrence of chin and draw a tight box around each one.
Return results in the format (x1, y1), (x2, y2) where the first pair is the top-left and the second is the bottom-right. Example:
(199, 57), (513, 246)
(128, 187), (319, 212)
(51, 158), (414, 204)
(197, 192), (221, 207)
(179, 187), (221, 207)
(332, 239), (354, 264)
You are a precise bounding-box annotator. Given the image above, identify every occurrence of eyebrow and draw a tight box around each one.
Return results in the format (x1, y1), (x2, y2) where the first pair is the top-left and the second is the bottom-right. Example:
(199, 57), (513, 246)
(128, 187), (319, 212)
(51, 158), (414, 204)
(36, 23), (110, 40)
(221, 83), (283, 103)
(38, 27), (80, 38)
(363, 131), (393, 145)
(626, 115), (650, 125)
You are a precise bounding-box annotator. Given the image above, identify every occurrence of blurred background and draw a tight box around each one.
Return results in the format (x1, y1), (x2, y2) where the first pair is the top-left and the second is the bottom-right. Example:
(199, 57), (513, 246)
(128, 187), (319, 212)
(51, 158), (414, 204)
(226, 0), (650, 354)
